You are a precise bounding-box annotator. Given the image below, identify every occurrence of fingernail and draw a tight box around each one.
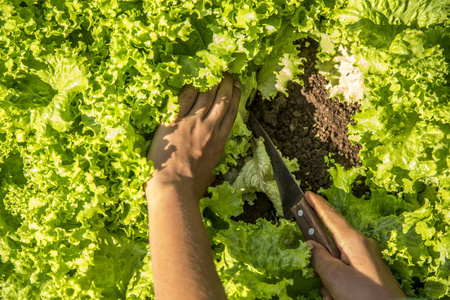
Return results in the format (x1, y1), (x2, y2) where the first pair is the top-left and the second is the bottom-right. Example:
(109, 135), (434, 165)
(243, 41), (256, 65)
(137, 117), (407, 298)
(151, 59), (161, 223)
(306, 241), (314, 250)
(233, 80), (241, 89)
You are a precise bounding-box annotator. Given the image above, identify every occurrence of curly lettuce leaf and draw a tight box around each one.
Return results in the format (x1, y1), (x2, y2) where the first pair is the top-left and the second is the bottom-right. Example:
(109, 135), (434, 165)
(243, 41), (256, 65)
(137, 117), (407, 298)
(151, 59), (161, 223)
(214, 219), (313, 300)
(257, 23), (306, 98)
(320, 164), (450, 298)
(322, 0), (450, 194)
(200, 182), (245, 222)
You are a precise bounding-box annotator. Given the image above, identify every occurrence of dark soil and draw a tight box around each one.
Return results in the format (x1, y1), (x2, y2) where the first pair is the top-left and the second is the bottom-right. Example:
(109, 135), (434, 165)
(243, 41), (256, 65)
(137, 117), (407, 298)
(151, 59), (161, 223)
(231, 192), (276, 224)
(234, 38), (363, 223)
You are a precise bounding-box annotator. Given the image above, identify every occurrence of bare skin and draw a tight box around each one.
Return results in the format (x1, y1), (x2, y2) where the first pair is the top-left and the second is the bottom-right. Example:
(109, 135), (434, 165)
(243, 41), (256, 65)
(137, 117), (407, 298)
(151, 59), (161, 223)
(145, 73), (405, 300)
(305, 192), (406, 300)
(145, 73), (240, 300)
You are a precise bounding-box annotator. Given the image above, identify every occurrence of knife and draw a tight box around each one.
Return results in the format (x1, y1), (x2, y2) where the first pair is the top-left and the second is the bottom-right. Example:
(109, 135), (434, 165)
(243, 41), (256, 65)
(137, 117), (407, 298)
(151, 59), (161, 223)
(248, 113), (341, 259)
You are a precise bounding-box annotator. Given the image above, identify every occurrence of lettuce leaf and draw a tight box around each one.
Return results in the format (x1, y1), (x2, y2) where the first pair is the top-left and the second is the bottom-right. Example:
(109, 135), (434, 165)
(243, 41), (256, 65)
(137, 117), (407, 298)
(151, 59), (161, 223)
(321, 164), (450, 298)
(214, 219), (313, 300)
(233, 137), (299, 216)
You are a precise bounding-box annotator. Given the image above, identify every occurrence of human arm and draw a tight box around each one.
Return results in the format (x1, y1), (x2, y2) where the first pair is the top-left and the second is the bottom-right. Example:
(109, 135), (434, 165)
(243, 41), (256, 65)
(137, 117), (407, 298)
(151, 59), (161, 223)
(305, 191), (406, 300)
(144, 74), (241, 300)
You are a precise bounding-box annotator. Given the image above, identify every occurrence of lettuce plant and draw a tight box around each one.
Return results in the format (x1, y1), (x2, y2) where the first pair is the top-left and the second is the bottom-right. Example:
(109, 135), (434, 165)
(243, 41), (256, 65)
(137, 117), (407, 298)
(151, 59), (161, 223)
(0, 0), (449, 299)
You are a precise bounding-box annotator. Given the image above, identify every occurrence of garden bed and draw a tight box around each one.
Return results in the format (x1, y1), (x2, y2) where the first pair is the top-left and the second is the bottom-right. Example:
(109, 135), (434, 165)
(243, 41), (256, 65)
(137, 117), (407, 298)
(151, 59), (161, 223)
(234, 38), (364, 223)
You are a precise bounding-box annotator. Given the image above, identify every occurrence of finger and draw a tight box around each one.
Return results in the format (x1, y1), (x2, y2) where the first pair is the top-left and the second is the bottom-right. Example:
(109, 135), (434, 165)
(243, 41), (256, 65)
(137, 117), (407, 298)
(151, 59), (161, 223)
(320, 283), (333, 300)
(176, 85), (199, 120)
(188, 83), (219, 118)
(219, 80), (240, 133)
(305, 191), (358, 245)
(308, 240), (342, 278)
(308, 240), (352, 294)
(205, 73), (234, 124)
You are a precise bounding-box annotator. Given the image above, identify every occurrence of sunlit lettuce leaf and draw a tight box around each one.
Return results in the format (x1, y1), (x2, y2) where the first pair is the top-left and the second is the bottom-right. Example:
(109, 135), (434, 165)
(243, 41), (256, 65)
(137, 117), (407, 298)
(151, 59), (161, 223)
(257, 23), (306, 98)
(324, 0), (450, 194)
(214, 219), (313, 299)
(320, 164), (450, 298)
(200, 182), (244, 222)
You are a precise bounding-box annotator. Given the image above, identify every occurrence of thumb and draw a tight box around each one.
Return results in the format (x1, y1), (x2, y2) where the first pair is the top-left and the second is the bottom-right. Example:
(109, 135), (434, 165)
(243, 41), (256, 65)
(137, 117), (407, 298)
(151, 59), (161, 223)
(307, 240), (349, 292)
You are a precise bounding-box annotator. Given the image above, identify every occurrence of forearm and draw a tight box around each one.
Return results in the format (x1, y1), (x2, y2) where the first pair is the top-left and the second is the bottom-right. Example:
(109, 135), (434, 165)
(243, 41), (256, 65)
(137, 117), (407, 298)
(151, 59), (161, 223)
(146, 182), (227, 300)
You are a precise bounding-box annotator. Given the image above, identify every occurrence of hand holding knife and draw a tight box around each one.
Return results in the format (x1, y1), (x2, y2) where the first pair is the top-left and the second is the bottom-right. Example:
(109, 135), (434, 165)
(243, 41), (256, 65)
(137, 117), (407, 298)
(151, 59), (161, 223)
(248, 113), (341, 259)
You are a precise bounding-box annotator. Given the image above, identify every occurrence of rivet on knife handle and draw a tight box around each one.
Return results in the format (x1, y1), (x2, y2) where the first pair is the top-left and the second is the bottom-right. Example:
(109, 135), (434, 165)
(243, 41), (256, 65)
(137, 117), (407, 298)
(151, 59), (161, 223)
(292, 197), (341, 259)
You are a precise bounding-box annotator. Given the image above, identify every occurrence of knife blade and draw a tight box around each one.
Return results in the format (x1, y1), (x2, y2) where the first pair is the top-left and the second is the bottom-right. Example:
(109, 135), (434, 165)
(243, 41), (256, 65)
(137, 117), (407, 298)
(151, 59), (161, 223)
(248, 113), (340, 259)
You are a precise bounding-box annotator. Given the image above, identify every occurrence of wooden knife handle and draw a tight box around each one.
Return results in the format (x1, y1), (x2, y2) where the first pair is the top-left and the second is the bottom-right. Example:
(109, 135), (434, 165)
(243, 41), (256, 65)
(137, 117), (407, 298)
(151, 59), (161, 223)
(291, 197), (341, 259)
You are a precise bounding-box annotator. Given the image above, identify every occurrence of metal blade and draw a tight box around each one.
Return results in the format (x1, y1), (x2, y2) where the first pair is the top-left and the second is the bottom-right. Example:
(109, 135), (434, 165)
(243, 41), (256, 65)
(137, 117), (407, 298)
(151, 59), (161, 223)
(248, 113), (304, 220)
